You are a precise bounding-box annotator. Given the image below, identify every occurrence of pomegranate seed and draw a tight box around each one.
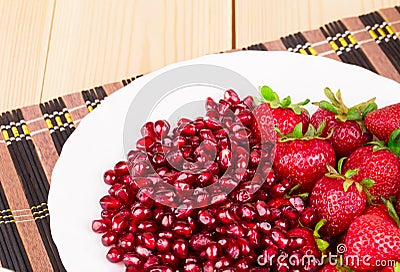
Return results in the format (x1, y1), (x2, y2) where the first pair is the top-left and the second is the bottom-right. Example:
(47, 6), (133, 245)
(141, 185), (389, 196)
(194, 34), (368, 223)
(237, 204), (256, 221)
(183, 263), (201, 272)
(204, 242), (221, 260)
(155, 120), (170, 138)
(111, 212), (128, 233)
(226, 223), (245, 237)
(216, 208), (235, 224)
(275, 219), (290, 231)
(177, 118), (191, 126)
(101, 231), (118, 246)
(118, 232), (135, 251)
(114, 161), (130, 177)
(226, 239), (240, 259)
(160, 253), (180, 268)
(218, 149), (232, 170)
(189, 232), (212, 251)
(215, 256), (233, 268)
(123, 253), (143, 268)
(299, 207), (318, 228)
(100, 195), (122, 210)
(206, 97), (217, 111)
(92, 218), (111, 233)
(104, 169), (117, 185)
(270, 228), (289, 249)
(282, 205), (299, 220)
(136, 136), (155, 151)
(173, 221), (192, 238)
(287, 237), (306, 252)
(147, 266), (173, 272)
(172, 239), (189, 259)
(106, 246), (124, 263)
(143, 255), (161, 269)
(258, 221), (272, 234)
(198, 210), (216, 228)
(156, 237), (171, 253)
(242, 96), (254, 110)
(236, 258), (250, 272)
(135, 245), (152, 258)
(101, 209), (116, 220)
(218, 99), (231, 116)
(224, 89), (241, 105)
(180, 124), (197, 136)
(235, 110), (253, 126)
(137, 220), (158, 233)
(131, 206), (152, 221)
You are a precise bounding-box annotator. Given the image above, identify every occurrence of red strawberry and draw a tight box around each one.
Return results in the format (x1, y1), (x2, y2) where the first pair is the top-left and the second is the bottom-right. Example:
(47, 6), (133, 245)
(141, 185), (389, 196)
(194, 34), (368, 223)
(364, 204), (394, 222)
(273, 123), (336, 192)
(318, 264), (338, 272)
(253, 86), (310, 140)
(343, 131), (400, 200)
(310, 164), (371, 236)
(344, 214), (400, 271)
(365, 103), (400, 143)
(311, 87), (375, 158)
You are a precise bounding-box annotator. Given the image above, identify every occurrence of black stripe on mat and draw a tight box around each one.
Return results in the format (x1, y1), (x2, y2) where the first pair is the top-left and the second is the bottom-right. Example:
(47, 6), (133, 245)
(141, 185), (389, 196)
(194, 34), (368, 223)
(0, 182), (32, 271)
(280, 33), (318, 55)
(360, 12), (400, 73)
(242, 43), (267, 51)
(321, 21), (377, 73)
(0, 112), (66, 271)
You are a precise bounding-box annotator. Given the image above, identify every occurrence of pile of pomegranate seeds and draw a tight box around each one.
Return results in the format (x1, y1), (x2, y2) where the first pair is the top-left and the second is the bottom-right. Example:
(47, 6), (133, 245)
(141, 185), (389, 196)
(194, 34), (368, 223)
(92, 89), (321, 272)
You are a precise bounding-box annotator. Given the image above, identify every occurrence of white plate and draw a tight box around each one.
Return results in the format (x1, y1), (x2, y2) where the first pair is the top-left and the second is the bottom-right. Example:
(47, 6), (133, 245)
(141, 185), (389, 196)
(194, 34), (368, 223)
(48, 51), (400, 272)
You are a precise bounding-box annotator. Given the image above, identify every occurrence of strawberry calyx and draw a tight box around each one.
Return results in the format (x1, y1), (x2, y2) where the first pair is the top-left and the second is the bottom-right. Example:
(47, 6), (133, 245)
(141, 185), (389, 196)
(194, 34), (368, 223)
(395, 262), (400, 272)
(276, 122), (330, 142)
(367, 129), (400, 157)
(325, 159), (374, 203)
(313, 87), (377, 132)
(313, 219), (330, 253)
(382, 197), (400, 228)
(259, 85), (310, 115)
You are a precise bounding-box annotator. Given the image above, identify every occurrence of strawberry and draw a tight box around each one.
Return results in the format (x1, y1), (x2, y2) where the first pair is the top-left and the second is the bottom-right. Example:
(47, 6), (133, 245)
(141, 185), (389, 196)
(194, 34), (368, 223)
(310, 161), (372, 236)
(311, 87), (376, 158)
(273, 123), (336, 192)
(318, 264), (339, 272)
(365, 103), (400, 143)
(253, 86), (310, 140)
(344, 213), (400, 271)
(363, 204), (398, 226)
(343, 130), (400, 200)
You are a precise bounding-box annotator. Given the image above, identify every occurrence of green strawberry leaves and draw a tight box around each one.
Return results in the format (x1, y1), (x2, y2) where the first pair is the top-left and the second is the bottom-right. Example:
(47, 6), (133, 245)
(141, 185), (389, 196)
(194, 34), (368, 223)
(388, 128), (400, 157)
(395, 262), (400, 272)
(314, 219), (330, 252)
(260, 85), (279, 102)
(382, 197), (400, 228)
(313, 87), (377, 132)
(259, 85), (310, 115)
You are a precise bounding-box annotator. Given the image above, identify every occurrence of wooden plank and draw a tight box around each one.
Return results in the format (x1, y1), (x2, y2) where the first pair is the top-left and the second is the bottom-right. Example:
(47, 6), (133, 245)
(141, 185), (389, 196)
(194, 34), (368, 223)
(0, 0), (55, 112)
(41, 0), (232, 102)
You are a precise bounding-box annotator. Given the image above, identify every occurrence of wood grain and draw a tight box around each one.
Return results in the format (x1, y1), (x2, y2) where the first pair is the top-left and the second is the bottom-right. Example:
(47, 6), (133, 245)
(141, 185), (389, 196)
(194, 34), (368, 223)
(41, 0), (232, 102)
(0, 0), (55, 112)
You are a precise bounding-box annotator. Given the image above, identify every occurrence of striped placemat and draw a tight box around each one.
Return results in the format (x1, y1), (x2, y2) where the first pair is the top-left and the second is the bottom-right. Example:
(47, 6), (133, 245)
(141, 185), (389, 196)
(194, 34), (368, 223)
(0, 7), (399, 272)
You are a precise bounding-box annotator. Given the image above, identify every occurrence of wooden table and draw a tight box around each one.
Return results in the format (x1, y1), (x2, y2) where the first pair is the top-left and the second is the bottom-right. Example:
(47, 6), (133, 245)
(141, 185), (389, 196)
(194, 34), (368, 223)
(0, 6), (399, 272)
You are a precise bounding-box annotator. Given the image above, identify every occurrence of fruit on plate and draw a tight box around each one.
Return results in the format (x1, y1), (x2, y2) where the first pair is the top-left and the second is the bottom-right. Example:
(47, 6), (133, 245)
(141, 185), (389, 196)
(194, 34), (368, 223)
(93, 87), (400, 272)
(343, 130), (400, 200)
(344, 212), (400, 271)
(311, 87), (376, 158)
(253, 85), (310, 139)
(273, 123), (336, 192)
(310, 160), (372, 236)
(365, 102), (400, 143)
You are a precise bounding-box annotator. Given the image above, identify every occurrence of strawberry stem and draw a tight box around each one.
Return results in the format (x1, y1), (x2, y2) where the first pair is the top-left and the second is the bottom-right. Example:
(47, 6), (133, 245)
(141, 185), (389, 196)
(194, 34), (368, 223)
(382, 197), (400, 228)
(313, 219), (330, 253)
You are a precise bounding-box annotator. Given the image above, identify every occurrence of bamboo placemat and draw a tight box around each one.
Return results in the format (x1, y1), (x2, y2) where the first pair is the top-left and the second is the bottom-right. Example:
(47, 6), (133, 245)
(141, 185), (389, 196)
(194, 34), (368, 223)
(0, 7), (399, 272)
